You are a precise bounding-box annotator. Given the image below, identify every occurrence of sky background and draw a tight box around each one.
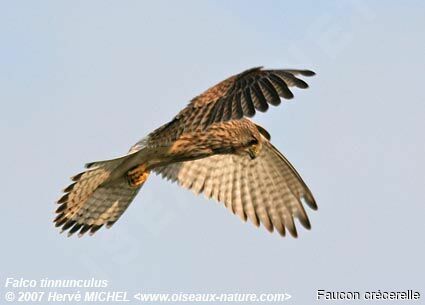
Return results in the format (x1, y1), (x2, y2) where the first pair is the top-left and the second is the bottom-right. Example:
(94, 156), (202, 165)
(1, 1), (424, 304)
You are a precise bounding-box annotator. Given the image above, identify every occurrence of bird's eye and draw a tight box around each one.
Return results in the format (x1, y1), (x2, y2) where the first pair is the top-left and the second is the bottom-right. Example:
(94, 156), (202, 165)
(249, 138), (258, 146)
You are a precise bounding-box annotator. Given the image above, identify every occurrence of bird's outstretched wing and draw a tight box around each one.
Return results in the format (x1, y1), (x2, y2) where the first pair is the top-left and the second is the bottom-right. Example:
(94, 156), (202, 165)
(145, 67), (314, 146)
(154, 141), (317, 237)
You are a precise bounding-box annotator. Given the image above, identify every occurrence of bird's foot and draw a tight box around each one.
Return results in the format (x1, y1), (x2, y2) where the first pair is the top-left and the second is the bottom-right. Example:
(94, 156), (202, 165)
(127, 165), (150, 187)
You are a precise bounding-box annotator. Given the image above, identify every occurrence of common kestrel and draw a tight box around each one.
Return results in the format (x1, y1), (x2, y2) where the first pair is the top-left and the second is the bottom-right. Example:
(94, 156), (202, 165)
(55, 67), (317, 237)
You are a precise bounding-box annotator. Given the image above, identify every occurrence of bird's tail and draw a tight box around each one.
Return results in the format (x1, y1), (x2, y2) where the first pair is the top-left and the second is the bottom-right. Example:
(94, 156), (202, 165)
(55, 154), (149, 237)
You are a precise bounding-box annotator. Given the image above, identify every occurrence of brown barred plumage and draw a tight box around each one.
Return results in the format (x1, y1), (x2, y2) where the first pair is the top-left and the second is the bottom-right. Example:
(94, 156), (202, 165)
(56, 67), (316, 237)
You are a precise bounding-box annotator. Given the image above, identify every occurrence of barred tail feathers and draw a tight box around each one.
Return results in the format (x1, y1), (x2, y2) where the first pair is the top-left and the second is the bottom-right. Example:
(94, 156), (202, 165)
(55, 155), (147, 237)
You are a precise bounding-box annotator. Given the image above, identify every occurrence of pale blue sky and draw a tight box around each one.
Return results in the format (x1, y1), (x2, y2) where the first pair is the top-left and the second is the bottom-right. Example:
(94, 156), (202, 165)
(1, 1), (424, 304)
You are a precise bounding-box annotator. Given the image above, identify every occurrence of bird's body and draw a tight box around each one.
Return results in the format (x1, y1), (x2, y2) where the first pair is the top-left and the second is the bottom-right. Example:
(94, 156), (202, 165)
(56, 67), (317, 237)
(104, 119), (263, 186)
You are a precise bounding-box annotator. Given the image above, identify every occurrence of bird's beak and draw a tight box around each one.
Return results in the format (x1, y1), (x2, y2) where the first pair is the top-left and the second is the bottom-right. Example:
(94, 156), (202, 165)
(248, 150), (256, 159)
(247, 144), (260, 159)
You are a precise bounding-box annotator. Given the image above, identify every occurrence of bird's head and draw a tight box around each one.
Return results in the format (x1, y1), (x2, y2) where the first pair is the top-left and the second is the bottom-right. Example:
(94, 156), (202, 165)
(245, 136), (262, 159)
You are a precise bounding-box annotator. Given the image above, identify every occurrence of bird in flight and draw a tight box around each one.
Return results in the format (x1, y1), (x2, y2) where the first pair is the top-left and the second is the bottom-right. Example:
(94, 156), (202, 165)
(55, 66), (317, 237)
